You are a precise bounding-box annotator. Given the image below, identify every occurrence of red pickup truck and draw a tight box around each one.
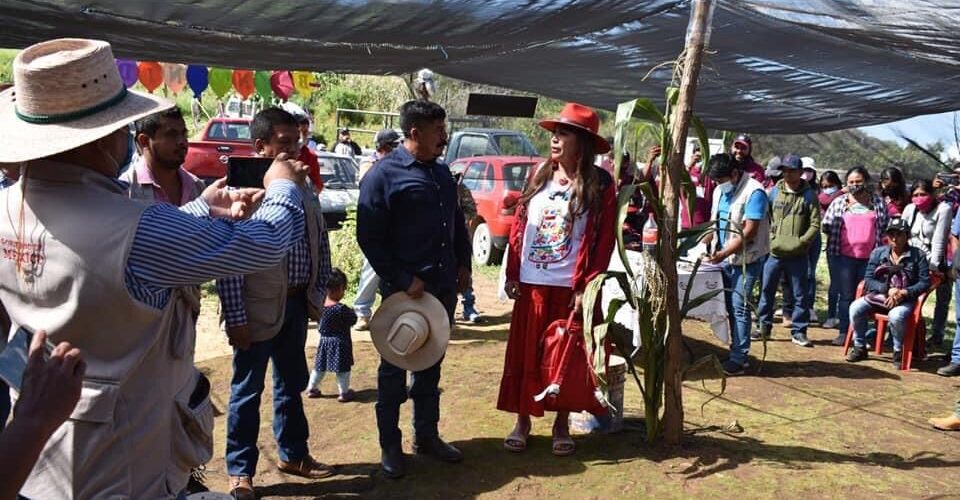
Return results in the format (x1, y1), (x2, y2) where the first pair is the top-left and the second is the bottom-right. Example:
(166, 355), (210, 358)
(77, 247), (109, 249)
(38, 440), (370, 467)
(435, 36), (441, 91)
(183, 118), (255, 182)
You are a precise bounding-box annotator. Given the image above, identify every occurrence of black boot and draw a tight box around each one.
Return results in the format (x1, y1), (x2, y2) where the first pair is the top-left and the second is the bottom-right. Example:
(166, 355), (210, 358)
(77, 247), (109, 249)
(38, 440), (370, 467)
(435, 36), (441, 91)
(380, 445), (405, 479)
(413, 435), (463, 463)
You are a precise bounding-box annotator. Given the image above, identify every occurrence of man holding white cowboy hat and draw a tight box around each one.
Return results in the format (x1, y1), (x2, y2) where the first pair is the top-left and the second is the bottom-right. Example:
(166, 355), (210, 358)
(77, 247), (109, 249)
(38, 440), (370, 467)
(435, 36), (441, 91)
(0, 38), (310, 499)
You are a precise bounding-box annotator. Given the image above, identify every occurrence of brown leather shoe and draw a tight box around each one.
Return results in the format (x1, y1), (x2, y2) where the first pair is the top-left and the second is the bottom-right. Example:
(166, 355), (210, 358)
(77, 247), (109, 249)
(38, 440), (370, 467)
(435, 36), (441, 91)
(229, 475), (255, 500)
(278, 455), (336, 479)
(929, 414), (960, 431)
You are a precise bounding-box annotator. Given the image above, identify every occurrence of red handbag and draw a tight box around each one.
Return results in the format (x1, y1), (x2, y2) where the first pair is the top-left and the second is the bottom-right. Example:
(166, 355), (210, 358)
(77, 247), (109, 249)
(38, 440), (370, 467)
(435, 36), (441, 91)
(535, 310), (608, 416)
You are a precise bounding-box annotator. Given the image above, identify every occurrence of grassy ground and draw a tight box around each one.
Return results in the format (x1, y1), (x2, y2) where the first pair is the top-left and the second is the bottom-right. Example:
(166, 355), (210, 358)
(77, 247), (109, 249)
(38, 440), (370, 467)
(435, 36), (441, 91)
(194, 267), (960, 499)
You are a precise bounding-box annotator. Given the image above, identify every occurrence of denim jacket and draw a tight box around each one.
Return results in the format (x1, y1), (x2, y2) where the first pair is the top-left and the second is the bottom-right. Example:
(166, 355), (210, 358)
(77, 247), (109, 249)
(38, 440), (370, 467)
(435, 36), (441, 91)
(863, 245), (930, 301)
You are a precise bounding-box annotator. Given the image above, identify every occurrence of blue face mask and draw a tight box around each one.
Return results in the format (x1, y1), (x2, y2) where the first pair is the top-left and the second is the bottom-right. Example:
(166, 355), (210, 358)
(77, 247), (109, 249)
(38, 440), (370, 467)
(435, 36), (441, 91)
(823, 186), (839, 195)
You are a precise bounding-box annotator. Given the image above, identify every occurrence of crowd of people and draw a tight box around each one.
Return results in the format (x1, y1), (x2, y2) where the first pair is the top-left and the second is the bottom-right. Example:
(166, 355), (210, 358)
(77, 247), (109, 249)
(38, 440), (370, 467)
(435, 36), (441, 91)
(1, 36), (959, 500)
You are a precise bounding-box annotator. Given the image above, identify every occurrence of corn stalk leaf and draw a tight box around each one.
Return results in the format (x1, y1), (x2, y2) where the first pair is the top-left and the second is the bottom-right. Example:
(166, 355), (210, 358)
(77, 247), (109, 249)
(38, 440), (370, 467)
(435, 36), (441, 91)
(691, 115), (711, 168)
(677, 221), (715, 256)
(682, 354), (727, 416)
(631, 97), (666, 125)
(615, 186), (638, 278)
(680, 289), (725, 319)
(614, 99), (638, 184)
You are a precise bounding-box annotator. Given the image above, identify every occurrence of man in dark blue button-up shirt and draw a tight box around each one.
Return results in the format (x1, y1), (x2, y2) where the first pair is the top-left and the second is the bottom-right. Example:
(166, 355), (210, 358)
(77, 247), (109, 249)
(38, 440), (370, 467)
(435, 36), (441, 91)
(357, 100), (471, 479)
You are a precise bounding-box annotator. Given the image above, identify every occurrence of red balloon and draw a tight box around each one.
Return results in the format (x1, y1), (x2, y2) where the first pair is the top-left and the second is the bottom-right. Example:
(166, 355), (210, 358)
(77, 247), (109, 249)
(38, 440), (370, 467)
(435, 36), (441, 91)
(232, 70), (255, 100)
(270, 71), (294, 101)
(137, 61), (163, 93)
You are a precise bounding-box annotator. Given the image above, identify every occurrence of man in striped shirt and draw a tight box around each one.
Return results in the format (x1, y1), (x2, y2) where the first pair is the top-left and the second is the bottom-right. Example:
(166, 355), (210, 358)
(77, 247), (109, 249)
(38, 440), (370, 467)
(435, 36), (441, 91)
(217, 107), (333, 500)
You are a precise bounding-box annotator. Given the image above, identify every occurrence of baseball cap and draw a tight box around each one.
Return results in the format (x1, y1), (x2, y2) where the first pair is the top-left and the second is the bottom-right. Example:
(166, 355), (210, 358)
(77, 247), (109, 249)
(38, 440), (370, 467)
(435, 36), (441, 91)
(338, 127), (350, 135)
(733, 134), (752, 148)
(765, 156), (783, 177)
(781, 154), (803, 170)
(885, 218), (910, 234)
(375, 128), (401, 148)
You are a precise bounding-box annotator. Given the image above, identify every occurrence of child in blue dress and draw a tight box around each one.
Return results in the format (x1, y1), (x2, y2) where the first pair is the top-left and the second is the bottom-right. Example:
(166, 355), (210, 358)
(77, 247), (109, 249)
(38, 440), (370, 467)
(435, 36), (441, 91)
(307, 268), (358, 402)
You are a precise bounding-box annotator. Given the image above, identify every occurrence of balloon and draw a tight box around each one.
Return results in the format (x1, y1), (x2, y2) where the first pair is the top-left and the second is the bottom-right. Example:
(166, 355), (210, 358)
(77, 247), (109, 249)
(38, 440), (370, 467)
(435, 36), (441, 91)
(137, 61), (163, 93)
(270, 71), (294, 101)
(208, 68), (232, 99)
(231, 70), (255, 100)
(161, 63), (187, 94)
(254, 71), (272, 101)
(186, 65), (208, 98)
(291, 71), (315, 98)
(116, 59), (139, 88)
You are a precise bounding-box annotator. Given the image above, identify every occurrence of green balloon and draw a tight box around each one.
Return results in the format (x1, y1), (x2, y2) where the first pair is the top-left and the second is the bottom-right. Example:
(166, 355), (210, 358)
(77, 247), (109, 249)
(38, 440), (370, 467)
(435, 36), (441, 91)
(209, 67), (232, 99)
(255, 71), (272, 101)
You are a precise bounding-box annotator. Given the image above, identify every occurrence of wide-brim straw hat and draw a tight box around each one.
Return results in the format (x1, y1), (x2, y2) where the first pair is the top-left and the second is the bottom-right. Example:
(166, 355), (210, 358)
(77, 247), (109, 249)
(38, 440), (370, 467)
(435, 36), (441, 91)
(0, 38), (173, 163)
(539, 102), (611, 154)
(370, 292), (450, 372)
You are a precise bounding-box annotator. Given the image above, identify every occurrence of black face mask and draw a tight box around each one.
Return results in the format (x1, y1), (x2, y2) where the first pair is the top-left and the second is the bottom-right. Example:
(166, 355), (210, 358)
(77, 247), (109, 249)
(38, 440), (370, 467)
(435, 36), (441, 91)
(881, 184), (900, 196)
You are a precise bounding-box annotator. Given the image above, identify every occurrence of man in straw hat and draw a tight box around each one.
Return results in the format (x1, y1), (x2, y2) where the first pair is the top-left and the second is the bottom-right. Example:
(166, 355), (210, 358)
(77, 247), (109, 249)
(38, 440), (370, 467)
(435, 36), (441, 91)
(358, 100), (472, 479)
(0, 38), (310, 499)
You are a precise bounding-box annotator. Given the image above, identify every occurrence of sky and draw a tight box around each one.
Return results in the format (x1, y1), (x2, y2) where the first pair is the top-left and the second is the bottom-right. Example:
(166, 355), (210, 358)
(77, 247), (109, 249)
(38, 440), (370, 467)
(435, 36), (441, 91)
(859, 111), (960, 161)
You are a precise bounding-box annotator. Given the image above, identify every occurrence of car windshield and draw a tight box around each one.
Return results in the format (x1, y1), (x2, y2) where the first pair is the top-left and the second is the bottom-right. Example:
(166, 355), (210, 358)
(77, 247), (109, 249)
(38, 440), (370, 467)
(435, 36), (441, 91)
(206, 122), (251, 141)
(501, 163), (535, 191)
(495, 134), (538, 157)
(319, 156), (359, 189)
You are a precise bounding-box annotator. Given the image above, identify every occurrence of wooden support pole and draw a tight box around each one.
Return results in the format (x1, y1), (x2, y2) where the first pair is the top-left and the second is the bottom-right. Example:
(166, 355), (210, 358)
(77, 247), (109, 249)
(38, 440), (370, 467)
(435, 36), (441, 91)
(661, 0), (714, 446)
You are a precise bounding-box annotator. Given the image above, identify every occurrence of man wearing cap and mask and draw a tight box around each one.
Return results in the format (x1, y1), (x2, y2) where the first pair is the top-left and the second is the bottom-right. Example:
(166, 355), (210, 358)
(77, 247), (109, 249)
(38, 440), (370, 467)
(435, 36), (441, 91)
(353, 128), (401, 331)
(0, 38), (311, 499)
(705, 153), (770, 376)
(730, 134), (766, 184)
(358, 100), (471, 479)
(334, 127), (362, 158)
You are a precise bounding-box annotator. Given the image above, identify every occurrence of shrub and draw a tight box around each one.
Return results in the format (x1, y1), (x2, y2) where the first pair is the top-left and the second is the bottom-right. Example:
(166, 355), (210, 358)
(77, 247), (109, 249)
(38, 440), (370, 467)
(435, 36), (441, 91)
(328, 210), (364, 303)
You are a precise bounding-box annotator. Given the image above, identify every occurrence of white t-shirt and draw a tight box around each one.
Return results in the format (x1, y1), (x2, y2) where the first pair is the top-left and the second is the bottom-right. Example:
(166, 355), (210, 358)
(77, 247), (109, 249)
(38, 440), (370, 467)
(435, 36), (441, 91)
(519, 181), (587, 287)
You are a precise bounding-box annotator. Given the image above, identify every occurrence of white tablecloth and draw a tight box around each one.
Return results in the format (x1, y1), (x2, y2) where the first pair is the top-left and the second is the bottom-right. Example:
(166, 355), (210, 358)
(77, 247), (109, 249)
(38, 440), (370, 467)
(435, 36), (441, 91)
(603, 249), (729, 345)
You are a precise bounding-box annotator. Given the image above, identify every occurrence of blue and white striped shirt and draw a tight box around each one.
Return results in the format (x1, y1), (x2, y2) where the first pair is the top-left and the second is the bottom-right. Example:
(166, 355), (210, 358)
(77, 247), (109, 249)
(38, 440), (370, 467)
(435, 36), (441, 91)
(216, 194), (332, 327)
(125, 180), (305, 308)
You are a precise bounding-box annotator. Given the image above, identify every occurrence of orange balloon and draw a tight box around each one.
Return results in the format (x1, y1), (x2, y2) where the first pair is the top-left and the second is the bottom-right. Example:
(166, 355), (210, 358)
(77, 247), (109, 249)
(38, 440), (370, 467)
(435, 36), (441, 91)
(232, 70), (255, 100)
(137, 61), (163, 93)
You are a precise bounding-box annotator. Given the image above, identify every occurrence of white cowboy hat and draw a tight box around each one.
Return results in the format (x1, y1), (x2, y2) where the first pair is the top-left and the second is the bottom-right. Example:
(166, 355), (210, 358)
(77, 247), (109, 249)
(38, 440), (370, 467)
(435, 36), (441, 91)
(0, 38), (173, 163)
(369, 292), (450, 372)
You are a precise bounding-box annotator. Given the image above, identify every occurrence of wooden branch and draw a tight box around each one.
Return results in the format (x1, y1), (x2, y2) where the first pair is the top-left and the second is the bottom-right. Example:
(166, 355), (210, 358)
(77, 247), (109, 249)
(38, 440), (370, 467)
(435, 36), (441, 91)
(661, 0), (714, 446)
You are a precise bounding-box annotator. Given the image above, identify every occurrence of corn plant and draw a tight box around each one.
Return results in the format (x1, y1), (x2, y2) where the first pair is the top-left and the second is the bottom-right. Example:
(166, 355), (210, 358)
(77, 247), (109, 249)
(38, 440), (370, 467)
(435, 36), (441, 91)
(581, 88), (744, 442)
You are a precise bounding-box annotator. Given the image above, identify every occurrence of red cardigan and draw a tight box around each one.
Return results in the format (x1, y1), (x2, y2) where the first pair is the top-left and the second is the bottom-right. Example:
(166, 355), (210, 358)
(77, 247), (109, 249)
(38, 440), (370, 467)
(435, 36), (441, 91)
(506, 167), (618, 292)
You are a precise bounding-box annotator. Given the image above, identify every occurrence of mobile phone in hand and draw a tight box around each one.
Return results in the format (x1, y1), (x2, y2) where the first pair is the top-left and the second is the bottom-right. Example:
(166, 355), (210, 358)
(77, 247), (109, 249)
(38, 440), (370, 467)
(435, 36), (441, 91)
(0, 326), (53, 391)
(227, 156), (273, 188)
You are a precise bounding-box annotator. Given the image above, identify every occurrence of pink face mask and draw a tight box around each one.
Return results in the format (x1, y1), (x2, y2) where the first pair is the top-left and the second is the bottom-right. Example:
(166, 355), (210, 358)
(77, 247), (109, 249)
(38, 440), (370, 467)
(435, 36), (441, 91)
(912, 194), (935, 212)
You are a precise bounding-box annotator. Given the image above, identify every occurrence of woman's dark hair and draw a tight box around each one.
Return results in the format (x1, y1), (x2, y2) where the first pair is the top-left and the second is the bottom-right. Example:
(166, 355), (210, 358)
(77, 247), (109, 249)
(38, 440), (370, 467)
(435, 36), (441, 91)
(399, 100), (446, 138)
(880, 166), (908, 205)
(910, 178), (934, 196)
(820, 170), (842, 187)
(326, 268), (348, 291)
(845, 165), (870, 181)
(519, 124), (600, 217)
(251, 107), (298, 144)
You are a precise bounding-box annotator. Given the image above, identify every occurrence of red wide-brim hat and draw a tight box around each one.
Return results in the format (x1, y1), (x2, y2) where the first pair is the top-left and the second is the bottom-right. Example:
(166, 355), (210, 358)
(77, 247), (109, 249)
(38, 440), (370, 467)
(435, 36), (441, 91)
(538, 102), (611, 154)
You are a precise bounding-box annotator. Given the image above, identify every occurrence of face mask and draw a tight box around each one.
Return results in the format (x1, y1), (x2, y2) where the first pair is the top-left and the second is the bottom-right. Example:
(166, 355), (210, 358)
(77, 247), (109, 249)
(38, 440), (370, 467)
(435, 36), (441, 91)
(822, 186), (838, 195)
(847, 184), (866, 194)
(913, 194), (935, 212)
(717, 181), (735, 194)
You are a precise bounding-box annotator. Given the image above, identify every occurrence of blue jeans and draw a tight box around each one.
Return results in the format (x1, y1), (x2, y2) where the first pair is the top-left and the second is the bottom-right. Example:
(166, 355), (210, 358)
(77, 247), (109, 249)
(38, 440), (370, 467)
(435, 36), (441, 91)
(354, 257), (380, 319)
(782, 236), (820, 321)
(836, 254), (869, 338)
(951, 279), (960, 364)
(826, 253), (842, 319)
(722, 259), (764, 365)
(461, 285), (477, 312)
(850, 296), (914, 351)
(758, 254), (809, 336)
(226, 293), (310, 476)
(932, 274), (951, 342)
(376, 292), (456, 449)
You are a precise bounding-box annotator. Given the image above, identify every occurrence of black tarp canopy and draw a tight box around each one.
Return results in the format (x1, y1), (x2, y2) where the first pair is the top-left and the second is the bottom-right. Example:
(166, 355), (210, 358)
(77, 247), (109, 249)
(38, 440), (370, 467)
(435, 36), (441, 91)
(1, 1), (958, 133)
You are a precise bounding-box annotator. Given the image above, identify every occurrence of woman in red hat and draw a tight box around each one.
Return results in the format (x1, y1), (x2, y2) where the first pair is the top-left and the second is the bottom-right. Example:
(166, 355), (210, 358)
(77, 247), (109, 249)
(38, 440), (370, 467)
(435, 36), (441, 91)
(497, 102), (617, 456)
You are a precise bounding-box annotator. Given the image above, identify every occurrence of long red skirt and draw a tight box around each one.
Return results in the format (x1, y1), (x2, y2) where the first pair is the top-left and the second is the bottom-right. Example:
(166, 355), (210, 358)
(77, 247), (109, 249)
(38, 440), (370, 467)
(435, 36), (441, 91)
(497, 283), (574, 417)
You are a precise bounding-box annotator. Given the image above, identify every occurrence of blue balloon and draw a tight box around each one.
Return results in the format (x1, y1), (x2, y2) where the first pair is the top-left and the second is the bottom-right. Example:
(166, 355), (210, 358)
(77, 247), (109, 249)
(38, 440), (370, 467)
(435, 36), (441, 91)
(186, 65), (208, 98)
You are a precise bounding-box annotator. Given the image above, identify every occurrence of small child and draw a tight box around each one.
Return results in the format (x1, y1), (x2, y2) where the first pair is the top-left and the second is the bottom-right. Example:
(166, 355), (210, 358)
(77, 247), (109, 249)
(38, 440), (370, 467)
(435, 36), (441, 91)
(307, 268), (358, 402)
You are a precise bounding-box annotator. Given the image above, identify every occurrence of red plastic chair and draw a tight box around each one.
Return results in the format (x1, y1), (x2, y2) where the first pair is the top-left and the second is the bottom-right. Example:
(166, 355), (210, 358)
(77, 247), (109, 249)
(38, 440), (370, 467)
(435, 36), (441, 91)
(842, 273), (941, 371)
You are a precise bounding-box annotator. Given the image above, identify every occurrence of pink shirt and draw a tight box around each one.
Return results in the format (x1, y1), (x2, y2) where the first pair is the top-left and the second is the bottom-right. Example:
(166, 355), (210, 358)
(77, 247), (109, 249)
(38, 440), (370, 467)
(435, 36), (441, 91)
(840, 210), (877, 259)
(128, 160), (200, 207)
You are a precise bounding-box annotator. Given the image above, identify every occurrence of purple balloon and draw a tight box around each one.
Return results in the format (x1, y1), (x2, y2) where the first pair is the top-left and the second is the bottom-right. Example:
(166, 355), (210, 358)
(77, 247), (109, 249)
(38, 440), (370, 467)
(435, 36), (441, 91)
(116, 59), (139, 88)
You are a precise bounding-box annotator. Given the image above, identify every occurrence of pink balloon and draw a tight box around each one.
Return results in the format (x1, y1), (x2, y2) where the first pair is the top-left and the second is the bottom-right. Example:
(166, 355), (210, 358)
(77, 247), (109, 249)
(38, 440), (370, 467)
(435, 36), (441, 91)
(161, 63), (187, 94)
(270, 71), (294, 101)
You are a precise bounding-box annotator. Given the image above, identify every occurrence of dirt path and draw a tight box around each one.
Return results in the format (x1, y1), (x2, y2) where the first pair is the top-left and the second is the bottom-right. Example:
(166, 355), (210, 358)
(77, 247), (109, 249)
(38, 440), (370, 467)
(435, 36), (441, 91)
(193, 272), (960, 499)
